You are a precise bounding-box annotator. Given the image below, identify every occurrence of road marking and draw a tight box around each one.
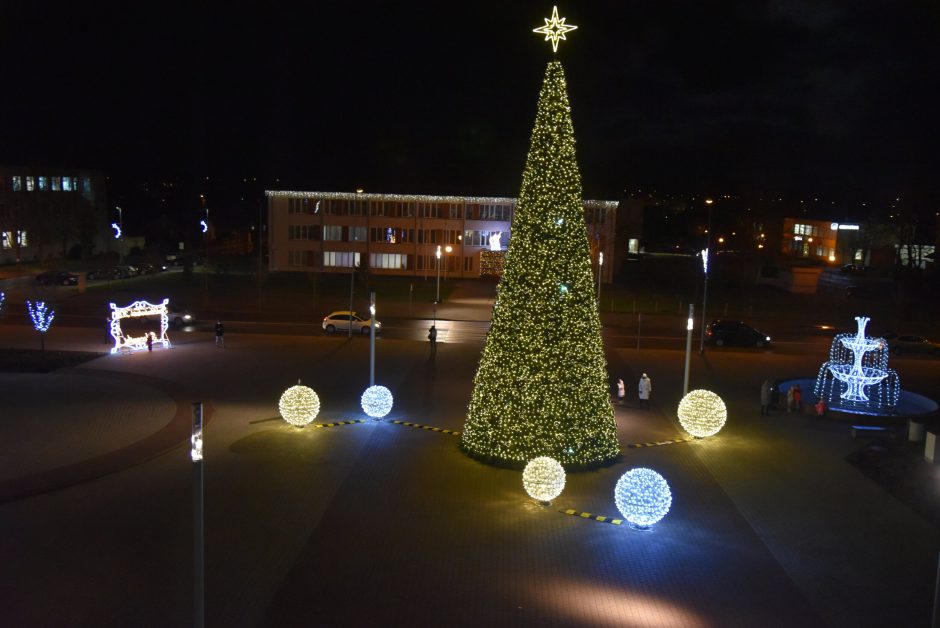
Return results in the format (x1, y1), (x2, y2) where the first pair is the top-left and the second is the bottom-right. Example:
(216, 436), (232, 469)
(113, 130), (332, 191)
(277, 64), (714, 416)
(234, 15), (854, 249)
(624, 436), (695, 448)
(390, 420), (462, 436)
(560, 508), (623, 526)
(313, 419), (368, 428)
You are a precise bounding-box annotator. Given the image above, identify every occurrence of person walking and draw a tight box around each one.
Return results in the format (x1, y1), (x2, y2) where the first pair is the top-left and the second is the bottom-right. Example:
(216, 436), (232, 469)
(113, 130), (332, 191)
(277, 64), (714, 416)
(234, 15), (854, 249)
(215, 321), (225, 348)
(760, 379), (772, 415)
(616, 378), (625, 405)
(146, 332), (154, 352)
(638, 373), (652, 409)
(786, 385), (795, 413)
(428, 324), (437, 352)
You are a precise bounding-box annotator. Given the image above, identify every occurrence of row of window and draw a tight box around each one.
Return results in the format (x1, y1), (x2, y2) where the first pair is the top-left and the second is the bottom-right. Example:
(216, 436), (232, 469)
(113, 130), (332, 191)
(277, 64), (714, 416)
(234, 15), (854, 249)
(793, 223), (822, 237)
(288, 250), (473, 272)
(1, 230), (28, 249)
(286, 198), (517, 221)
(287, 225), (505, 246)
(5, 176), (92, 194)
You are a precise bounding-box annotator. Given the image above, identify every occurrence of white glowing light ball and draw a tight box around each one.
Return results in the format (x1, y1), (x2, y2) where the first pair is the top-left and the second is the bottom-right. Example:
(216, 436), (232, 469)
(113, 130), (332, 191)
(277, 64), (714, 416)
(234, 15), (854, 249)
(614, 468), (672, 528)
(278, 385), (320, 427)
(522, 456), (566, 503)
(361, 385), (393, 418)
(677, 389), (728, 438)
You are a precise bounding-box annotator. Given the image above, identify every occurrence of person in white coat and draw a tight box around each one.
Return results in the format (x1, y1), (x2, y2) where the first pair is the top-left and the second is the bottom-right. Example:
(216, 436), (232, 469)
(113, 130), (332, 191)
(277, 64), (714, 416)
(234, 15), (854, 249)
(638, 373), (652, 409)
(616, 379), (625, 405)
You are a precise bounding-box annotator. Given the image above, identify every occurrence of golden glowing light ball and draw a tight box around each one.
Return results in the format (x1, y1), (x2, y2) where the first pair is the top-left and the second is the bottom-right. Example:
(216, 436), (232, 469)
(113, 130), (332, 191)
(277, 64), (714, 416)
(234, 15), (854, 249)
(522, 456), (566, 503)
(677, 389), (727, 437)
(278, 384), (320, 427)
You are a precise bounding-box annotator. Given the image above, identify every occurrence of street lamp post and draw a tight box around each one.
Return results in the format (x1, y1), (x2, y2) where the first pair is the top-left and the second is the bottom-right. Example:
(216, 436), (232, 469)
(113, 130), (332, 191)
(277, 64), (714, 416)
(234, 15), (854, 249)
(699, 199), (713, 353)
(435, 245), (442, 303)
(684, 304), (695, 395)
(596, 251), (603, 304)
(369, 292), (376, 387)
(116, 206), (123, 262)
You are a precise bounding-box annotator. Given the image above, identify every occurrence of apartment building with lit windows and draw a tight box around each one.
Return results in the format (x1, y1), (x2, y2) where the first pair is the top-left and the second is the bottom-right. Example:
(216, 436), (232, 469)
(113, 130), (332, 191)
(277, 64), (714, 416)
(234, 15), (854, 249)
(0, 166), (109, 263)
(266, 191), (619, 282)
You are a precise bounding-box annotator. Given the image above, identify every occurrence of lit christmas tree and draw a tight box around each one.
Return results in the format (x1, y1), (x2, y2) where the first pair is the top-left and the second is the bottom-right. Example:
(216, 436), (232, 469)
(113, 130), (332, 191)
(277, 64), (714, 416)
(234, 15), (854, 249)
(461, 58), (620, 468)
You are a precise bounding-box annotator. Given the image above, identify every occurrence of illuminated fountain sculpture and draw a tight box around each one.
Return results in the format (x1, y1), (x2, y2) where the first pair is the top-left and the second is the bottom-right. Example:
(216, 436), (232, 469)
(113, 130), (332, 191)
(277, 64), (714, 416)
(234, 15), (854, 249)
(814, 316), (899, 412)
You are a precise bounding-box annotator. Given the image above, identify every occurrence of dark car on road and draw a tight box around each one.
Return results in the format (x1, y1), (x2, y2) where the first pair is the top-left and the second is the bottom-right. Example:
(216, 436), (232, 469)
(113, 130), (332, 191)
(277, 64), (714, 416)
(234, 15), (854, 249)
(705, 319), (772, 347)
(882, 333), (940, 356)
(35, 270), (78, 286)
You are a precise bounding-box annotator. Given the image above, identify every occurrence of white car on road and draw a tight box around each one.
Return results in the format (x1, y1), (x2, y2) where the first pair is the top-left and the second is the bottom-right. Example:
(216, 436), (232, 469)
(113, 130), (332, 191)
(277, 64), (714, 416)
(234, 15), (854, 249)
(322, 311), (381, 335)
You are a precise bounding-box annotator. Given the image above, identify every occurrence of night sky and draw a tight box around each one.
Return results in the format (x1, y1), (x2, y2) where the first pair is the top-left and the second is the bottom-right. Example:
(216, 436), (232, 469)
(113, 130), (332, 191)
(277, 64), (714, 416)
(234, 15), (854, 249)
(2, 1), (938, 213)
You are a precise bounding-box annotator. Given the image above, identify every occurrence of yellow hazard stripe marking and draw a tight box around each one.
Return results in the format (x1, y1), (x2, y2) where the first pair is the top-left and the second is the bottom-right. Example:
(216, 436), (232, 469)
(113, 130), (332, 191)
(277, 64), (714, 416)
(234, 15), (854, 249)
(312, 419), (368, 429)
(624, 436), (695, 449)
(560, 508), (623, 526)
(390, 420), (461, 437)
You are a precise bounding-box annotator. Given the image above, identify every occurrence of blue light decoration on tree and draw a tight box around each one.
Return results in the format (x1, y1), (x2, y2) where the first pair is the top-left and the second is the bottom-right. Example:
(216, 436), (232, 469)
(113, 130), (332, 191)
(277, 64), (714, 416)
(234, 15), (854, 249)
(0, 291), (5, 314)
(361, 385), (393, 419)
(27, 300), (55, 353)
(614, 468), (672, 530)
(460, 59), (620, 468)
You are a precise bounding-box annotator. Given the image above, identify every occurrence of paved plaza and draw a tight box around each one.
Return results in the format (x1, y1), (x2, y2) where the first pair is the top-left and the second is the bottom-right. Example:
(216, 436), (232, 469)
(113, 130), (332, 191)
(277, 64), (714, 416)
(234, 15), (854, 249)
(1, 315), (938, 627)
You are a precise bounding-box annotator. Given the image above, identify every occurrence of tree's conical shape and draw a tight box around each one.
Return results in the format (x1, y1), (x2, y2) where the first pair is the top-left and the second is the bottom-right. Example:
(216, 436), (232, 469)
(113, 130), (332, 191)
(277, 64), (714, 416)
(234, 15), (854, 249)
(461, 61), (620, 468)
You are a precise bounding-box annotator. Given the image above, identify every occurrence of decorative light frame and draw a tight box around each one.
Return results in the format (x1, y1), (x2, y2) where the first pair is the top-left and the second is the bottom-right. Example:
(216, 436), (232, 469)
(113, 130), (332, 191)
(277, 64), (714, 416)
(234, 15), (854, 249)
(278, 384), (321, 427)
(264, 190), (617, 211)
(109, 299), (170, 354)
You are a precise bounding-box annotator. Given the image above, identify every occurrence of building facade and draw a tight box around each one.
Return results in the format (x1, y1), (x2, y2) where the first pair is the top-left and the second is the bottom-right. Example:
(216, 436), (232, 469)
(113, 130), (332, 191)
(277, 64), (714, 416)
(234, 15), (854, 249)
(781, 217), (861, 265)
(0, 166), (109, 264)
(266, 191), (619, 282)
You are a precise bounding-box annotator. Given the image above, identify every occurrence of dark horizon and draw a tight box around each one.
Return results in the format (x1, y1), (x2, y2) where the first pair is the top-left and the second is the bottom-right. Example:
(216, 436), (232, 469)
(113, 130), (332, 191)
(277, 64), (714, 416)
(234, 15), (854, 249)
(2, 1), (939, 214)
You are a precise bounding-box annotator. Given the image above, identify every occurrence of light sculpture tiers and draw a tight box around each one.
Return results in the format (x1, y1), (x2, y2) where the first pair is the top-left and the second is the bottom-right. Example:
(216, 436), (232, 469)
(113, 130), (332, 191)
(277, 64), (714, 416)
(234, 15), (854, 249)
(677, 389), (727, 438)
(614, 468), (672, 529)
(361, 385), (393, 419)
(522, 456), (566, 503)
(278, 384), (320, 427)
(814, 316), (899, 411)
(460, 59), (619, 468)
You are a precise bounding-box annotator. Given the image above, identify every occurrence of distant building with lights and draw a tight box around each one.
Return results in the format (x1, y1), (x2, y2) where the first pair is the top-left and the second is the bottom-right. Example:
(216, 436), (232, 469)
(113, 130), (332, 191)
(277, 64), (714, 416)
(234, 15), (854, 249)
(781, 217), (862, 265)
(265, 191), (618, 282)
(0, 166), (109, 264)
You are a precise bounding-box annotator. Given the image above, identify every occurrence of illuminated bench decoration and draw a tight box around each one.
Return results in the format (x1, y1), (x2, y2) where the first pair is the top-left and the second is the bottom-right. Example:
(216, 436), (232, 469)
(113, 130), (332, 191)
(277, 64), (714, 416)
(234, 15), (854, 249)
(110, 299), (170, 353)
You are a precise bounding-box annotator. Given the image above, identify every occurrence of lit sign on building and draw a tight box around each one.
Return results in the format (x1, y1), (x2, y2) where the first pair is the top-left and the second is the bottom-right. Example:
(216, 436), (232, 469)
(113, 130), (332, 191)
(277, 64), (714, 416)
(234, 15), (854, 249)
(830, 223), (860, 231)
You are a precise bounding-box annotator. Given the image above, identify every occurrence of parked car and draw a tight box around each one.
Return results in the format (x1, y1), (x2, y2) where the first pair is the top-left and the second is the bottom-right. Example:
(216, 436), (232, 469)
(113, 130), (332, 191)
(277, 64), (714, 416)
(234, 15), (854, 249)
(87, 267), (121, 280)
(114, 264), (139, 277)
(135, 262), (159, 274)
(705, 319), (772, 347)
(143, 306), (195, 328)
(322, 310), (382, 335)
(35, 270), (78, 286)
(882, 333), (940, 356)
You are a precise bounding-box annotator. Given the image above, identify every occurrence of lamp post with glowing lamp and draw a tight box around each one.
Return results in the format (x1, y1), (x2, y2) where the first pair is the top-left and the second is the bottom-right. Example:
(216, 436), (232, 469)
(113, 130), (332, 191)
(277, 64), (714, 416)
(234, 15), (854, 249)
(699, 198), (713, 354)
(684, 304), (694, 394)
(369, 292), (376, 386)
(116, 206), (123, 262)
(435, 244), (442, 303)
(596, 251), (603, 303)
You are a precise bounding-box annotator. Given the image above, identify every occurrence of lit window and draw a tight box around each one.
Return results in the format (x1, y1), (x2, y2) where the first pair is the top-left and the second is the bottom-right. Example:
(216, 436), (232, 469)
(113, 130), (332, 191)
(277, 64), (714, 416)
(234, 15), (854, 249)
(26, 177), (35, 191)
(1, 232), (11, 249)
(61, 177), (71, 191)
(51, 177), (61, 191)
(16, 230), (28, 246)
(323, 225), (343, 241)
(38, 176), (48, 190)
(323, 251), (360, 267)
(12, 176), (22, 191)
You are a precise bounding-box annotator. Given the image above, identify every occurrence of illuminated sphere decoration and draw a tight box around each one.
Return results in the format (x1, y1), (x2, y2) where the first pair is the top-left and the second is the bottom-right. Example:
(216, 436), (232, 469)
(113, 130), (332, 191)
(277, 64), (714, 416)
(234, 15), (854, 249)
(360, 385), (393, 419)
(278, 384), (320, 427)
(677, 389), (728, 438)
(614, 468), (672, 529)
(522, 456), (566, 504)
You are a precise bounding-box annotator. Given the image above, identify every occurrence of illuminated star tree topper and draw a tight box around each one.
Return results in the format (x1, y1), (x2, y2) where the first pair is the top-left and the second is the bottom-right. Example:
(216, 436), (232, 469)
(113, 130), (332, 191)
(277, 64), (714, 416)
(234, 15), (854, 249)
(533, 6), (578, 53)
